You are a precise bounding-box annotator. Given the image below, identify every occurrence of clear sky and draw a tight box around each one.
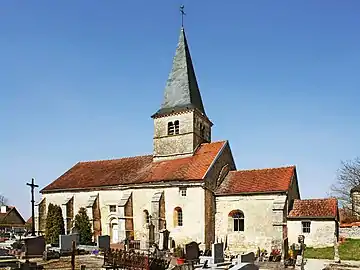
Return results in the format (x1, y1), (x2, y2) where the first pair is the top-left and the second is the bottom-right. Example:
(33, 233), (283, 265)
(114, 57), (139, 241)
(1, 1), (360, 219)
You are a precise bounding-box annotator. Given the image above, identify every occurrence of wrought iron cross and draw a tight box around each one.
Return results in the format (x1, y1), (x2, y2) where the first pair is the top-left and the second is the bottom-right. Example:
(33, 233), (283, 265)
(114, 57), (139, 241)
(180, 5), (186, 27)
(26, 178), (38, 236)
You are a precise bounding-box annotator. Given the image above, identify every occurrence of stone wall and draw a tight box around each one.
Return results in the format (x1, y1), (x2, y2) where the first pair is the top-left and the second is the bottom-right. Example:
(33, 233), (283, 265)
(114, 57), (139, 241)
(38, 198), (46, 234)
(215, 193), (287, 254)
(339, 226), (360, 239)
(287, 220), (336, 248)
(152, 110), (211, 162)
(41, 183), (205, 247)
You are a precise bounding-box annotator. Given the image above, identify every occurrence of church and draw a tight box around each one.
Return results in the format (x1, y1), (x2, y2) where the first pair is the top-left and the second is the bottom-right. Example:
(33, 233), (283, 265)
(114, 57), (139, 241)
(38, 26), (339, 253)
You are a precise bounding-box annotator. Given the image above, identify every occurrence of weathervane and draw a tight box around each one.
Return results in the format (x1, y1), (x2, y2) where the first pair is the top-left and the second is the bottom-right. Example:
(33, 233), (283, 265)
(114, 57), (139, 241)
(180, 5), (186, 28)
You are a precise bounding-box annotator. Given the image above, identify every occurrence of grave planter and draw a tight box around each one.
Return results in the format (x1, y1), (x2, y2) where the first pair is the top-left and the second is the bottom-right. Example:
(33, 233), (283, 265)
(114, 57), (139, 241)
(176, 258), (185, 265)
(173, 245), (185, 265)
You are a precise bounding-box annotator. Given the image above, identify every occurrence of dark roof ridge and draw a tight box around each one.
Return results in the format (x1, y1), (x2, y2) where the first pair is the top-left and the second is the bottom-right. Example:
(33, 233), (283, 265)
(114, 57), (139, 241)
(294, 197), (337, 202)
(232, 165), (296, 173)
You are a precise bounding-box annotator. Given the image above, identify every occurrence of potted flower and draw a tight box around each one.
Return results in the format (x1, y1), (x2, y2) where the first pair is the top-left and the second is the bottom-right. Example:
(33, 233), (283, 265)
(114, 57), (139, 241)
(174, 245), (185, 265)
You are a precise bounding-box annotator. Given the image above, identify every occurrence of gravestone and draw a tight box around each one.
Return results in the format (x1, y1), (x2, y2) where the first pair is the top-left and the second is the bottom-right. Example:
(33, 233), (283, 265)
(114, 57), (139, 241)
(59, 234), (79, 252)
(159, 229), (170, 250)
(185, 241), (200, 261)
(97, 235), (110, 251)
(212, 242), (224, 264)
(240, 252), (255, 263)
(24, 236), (46, 257)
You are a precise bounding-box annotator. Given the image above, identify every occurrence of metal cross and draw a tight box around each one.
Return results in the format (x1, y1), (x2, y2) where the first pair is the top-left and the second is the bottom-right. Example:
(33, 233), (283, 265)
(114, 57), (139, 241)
(26, 178), (39, 236)
(180, 5), (186, 27)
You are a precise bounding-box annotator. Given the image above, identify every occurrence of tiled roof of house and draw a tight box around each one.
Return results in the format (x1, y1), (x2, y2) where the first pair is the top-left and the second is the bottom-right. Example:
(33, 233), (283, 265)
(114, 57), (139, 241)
(288, 198), (338, 219)
(41, 141), (226, 192)
(26, 217), (33, 224)
(215, 166), (296, 195)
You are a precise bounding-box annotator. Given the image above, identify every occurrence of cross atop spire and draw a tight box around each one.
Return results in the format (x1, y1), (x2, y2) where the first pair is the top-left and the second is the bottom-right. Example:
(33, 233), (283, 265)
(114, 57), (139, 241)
(180, 5), (186, 28)
(152, 27), (206, 118)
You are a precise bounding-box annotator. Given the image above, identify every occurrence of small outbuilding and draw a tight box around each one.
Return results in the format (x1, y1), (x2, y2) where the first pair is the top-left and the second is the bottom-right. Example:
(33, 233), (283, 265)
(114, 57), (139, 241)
(287, 198), (339, 248)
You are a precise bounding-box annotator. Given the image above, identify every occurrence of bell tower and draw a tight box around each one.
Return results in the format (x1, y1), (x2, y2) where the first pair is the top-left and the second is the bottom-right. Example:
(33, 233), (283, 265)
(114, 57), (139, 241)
(151, 27), (213, 162)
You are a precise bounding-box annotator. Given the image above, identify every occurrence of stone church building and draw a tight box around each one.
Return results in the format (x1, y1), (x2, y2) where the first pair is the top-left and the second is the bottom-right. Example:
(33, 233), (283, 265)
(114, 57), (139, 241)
(38, 27), (338, 252)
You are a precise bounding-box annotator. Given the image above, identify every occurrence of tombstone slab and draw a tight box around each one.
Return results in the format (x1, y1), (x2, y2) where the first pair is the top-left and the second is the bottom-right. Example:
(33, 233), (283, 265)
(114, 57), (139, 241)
(185, 241), (200, 261)
(241, 252), (255, 264)
(97, 235), (110, 251)
(59, 234), (79, 253)
(212, 242), (224, 264)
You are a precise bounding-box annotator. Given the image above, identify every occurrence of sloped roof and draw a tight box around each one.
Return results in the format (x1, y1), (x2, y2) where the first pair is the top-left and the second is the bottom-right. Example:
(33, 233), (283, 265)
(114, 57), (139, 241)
(288, 198), (338, 219)
(152, 27), (206, 118)
(216, 166), (295, 195)
(41, 141), (226, 192)
(0, 206), (25, 225)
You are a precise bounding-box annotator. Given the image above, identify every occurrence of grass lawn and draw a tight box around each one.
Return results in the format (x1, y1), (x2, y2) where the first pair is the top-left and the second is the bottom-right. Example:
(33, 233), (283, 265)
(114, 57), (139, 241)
(305, 239), (360, 261)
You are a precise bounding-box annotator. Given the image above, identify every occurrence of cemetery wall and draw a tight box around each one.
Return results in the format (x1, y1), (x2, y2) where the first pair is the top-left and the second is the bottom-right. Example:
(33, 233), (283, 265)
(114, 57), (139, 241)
(41, 184), (205, 246)
(287, 220), (336, 248)
(339, 226), (360, 239)
(215, 193), (286, 253)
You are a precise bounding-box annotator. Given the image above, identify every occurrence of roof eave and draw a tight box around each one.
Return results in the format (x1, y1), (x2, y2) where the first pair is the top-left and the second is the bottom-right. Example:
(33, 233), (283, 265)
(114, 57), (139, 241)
(287, 216), (337, 220)
(215, 190), (288, 196)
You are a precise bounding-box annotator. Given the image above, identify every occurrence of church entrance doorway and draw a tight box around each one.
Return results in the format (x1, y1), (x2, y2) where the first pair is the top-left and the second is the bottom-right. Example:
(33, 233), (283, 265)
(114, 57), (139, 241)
(109, 219), (119, 243)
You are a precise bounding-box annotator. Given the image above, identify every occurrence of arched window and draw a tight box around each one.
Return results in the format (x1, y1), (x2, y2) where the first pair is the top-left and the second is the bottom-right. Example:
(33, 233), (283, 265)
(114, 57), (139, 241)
(143, 210), (150, 224)
(174, 120), (180, 134)
(173, 207), (183, 227)
(168, 122), (174, 135)
(228, 210), (244, 232)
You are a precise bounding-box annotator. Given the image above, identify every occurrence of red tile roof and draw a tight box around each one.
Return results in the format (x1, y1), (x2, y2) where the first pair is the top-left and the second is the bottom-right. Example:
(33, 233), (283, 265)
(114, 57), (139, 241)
(41, 141), (226, 192)
(216, 166), (295, 195)
(288, 198), (338, 219)
(340, 222), (360, 228)
(26, 217), (33, 224)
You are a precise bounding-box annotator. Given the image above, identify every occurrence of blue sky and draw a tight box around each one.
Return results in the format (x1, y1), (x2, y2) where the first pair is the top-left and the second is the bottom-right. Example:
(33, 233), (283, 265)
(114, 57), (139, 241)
(1, 1), (360, 218)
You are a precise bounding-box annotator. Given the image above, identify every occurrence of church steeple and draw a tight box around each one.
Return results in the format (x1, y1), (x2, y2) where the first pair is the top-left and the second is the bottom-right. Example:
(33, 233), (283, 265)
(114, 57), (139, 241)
(152, 27), (206, 118)
(152, 25), (213, 162)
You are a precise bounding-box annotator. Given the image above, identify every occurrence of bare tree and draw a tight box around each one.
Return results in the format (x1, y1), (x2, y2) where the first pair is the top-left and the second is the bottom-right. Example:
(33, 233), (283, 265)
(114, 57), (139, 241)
(0, 194), (7, 206)
(331, 157), (360, 217)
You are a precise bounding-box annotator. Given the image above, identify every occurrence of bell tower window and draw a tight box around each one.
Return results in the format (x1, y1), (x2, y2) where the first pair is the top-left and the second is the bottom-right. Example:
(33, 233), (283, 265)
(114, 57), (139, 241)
(174, 120), (180, 134)
(168, 121), (180, 135)
(168, 122), (174, 135)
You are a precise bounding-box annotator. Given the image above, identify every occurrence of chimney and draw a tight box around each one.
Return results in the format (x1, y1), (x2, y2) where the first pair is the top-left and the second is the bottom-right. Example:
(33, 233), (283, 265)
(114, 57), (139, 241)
(0, 205), (7, 213)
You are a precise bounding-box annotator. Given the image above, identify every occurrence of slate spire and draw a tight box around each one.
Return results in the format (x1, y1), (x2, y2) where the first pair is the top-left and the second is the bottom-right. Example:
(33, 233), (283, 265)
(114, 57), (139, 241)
(152, 27), (206, 118)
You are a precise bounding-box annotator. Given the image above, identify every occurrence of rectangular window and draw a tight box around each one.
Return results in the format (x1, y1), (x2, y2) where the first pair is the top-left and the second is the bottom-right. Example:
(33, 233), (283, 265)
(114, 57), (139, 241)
(179, 187), (187, 196)
(302, 221), (311, 233)
(178, 210), (183, 226)
(109, 205), (117, 213)
(234, 218), (244, 232)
